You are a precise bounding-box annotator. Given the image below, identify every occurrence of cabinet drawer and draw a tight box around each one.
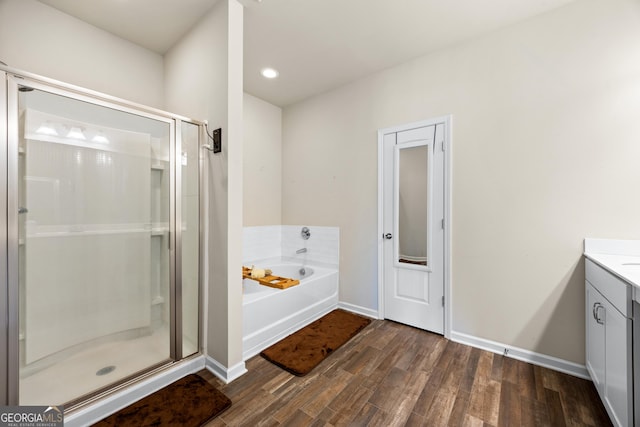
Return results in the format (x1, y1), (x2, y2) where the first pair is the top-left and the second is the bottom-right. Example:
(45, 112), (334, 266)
(586, 258), (632, 317)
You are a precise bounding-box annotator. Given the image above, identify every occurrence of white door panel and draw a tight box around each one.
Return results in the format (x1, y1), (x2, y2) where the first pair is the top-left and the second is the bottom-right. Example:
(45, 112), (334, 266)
(397, 126), (434, 144)
(395, 268), (429, 302)
(382, 123), (444, 333)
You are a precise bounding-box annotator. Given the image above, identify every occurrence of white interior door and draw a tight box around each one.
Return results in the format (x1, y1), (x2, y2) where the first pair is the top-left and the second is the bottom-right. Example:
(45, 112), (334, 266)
(382, 123), (444, 333)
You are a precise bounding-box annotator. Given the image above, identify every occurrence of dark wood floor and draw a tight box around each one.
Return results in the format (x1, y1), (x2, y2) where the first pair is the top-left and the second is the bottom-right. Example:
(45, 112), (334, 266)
(200, 319), (612, 426)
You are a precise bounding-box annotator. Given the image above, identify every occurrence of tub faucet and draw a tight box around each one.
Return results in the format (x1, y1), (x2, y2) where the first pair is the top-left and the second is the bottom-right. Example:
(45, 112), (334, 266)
(296, 248), (307, 254)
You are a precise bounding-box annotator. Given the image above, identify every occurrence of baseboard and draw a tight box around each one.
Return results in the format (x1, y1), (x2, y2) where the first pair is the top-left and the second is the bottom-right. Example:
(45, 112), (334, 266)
(450, 331), (589, 380)
(205, 356), (247, 384)
(65, 355), (206, 427)
(338, 301), (380, 319)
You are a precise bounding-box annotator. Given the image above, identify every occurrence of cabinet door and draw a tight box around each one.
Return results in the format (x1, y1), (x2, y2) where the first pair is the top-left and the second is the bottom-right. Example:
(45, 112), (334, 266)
(603, 296), (633, 427)
(586, 282), (606, 395)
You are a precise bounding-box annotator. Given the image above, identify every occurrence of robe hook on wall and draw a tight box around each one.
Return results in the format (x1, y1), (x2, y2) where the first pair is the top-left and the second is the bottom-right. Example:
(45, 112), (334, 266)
(202, 121), (222, 153)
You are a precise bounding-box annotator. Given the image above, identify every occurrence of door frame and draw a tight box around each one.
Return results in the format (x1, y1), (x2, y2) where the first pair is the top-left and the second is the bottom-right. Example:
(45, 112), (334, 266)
(377, 115), (452, 338)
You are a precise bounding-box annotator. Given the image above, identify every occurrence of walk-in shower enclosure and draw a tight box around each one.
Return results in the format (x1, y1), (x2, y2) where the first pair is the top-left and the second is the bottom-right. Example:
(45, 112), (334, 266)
(0, 66), (203, 409)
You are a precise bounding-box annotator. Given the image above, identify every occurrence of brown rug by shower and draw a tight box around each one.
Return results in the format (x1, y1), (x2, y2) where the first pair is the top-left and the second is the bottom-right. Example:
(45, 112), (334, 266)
(260, 309), (371, 376)
(93, 374), (231, 427)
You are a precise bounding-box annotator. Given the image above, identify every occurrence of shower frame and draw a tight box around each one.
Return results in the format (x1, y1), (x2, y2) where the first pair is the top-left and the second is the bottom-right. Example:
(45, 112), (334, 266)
(0, 65), (205, 409)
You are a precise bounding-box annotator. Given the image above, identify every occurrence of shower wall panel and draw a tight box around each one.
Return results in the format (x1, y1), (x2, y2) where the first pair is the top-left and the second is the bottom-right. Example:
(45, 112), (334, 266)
(23, 110), (151, 363)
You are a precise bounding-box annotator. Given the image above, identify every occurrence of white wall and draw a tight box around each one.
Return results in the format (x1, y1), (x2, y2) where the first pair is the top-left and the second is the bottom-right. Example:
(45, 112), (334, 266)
(243, 93), (282, 225)
(164, 0), (244, 371)
(282, 0), (640, 364)
(0, 0), (164, 108)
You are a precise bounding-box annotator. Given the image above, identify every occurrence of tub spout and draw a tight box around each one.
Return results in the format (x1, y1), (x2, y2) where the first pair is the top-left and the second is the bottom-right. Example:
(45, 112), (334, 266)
(296, 248), (307, 254)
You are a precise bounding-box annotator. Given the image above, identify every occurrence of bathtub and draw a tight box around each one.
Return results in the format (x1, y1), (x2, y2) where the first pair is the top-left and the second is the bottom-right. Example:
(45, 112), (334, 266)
(242, 262), (338, 360)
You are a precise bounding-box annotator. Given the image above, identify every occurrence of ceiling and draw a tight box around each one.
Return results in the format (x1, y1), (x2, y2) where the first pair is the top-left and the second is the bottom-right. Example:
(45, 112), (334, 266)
(38, 0), (577, 107)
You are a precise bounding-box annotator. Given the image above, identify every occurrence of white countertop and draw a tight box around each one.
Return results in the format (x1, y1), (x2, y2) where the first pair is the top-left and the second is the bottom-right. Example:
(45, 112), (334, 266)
(584, 238), (640, 289)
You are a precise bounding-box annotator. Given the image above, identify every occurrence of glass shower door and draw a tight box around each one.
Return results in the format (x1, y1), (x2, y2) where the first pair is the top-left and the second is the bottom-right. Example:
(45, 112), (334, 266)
(180, 121), (200, 357)
(14, 84), (174, 406)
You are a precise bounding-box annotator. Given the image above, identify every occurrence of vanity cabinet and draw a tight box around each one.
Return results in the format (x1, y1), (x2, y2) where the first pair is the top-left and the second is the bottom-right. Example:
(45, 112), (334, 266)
(585, 258), (634, 427)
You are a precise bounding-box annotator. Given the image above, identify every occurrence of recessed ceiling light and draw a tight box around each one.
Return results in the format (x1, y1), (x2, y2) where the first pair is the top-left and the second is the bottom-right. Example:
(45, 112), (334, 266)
(261, 68), (279, 79)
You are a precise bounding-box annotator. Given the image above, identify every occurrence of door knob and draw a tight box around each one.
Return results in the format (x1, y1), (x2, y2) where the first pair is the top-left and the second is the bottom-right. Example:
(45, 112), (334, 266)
(384, 233), (392, 239)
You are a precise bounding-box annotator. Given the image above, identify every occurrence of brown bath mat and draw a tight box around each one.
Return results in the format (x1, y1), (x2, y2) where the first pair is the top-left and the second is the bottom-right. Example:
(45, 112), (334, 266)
(260, 309), (371, 376)
(93, 373), (231, 427)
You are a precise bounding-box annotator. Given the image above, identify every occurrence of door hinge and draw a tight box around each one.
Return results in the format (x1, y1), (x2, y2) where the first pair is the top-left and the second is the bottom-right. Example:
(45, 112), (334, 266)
(441, 139), (445, 151)
(441, 218), (445, 229)
(442, 296), (445, 307)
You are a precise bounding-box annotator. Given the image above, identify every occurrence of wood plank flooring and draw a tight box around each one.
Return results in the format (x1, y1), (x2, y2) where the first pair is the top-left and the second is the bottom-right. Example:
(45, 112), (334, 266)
(200, 319), (612, 426)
